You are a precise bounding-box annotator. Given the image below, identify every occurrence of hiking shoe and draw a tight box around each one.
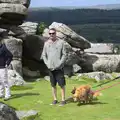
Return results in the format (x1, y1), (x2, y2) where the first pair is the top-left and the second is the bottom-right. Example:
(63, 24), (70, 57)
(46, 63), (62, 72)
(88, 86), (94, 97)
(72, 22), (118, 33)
(4, 96), (11, 101)
(59, 101), (66, 106)
(50, 100), (58, 105)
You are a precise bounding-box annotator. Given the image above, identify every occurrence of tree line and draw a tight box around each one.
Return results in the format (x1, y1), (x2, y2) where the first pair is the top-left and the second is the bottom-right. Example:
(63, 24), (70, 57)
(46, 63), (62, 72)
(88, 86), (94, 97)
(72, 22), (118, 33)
(26, 8), (120, 43)
(27, 8), (120, 25)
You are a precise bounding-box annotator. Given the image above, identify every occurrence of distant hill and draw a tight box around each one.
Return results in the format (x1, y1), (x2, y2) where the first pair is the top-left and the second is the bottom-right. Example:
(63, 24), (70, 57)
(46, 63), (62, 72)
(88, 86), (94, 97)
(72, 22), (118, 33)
(87, 4), (120, 10)
(27, 4), (120, 43)
(29, 4), (120, 11)
(27, 8), (120, 25)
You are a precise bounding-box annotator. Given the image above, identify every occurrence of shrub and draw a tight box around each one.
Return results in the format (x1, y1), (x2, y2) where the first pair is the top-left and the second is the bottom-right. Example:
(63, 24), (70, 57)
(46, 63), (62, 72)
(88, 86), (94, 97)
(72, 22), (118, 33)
(36, 22), (47, 35)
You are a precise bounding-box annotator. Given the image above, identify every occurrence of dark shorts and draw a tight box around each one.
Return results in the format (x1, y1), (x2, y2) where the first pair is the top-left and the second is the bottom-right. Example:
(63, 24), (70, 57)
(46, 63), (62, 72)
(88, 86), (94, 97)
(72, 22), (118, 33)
(49, 69), (66, 88)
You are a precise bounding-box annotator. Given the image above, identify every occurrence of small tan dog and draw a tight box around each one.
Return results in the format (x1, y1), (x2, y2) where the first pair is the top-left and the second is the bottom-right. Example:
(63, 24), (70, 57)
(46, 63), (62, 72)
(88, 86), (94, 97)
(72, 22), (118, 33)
(71, 85), (101, 104)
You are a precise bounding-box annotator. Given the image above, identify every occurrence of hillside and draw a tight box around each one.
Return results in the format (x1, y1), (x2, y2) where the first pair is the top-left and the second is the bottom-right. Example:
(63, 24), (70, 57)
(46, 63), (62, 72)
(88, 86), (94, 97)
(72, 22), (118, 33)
(26, 4), (120, 43)
(70, 24), (120, 43)
(29, 4), (120, 10)
(27, 9), (120, 25)
(87, 4), (120, 10)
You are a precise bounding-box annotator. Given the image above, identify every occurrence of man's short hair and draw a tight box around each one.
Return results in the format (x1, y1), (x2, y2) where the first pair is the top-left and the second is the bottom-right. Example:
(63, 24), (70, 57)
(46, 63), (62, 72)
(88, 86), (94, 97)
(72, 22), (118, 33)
(49, 28), (56, 32)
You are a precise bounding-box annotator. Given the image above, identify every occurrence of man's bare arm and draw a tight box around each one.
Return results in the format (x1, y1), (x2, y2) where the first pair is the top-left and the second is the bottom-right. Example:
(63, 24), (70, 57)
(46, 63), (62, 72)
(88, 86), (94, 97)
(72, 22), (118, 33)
(41, 43), (48, 66)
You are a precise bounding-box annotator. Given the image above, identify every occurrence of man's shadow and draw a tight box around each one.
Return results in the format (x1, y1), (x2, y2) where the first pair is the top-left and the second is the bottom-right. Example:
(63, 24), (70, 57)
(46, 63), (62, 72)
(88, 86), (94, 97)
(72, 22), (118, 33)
(77, 101), (108, 106)
(10, 93), (40, 100)
(65, 97), (108, 106)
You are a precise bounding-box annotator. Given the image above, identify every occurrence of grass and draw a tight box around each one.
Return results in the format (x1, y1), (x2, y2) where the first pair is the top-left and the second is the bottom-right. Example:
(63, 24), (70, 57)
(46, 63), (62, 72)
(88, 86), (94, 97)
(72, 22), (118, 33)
(1, 77), (120, 120)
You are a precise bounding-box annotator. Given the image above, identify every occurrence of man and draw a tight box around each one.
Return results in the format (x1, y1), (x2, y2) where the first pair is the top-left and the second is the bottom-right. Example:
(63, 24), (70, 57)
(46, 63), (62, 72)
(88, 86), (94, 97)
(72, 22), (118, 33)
(42, 28), (67, 106)
(0, 40), (13, 100)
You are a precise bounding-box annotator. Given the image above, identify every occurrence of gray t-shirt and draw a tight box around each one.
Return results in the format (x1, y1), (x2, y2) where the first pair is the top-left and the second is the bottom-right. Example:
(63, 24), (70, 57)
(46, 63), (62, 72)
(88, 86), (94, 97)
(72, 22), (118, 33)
(42, 38), (67, 71)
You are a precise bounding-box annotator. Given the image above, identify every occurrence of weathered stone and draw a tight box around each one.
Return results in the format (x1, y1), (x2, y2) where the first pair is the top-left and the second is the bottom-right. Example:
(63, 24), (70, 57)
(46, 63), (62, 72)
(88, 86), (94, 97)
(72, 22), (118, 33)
(3, 36), (23, 76)
(23, 35), (46, 61)
(64, 65), (73, 77)
(23, 67), (41, 78)
(85, 43), (114, 54)
(44, 76), (50, 81)
(0, 22), (36, 37)
(43, 22), (91, 49)
(0, 0), (31, 7)
(65, 42), (80, 65)
(0, 102), (19, 120)
(8, 26), (26, 36)
(8, 69), (25, 87)
(20, 22), (38, 35)
(22, 58), (48, 77)
(11, 60), (22, 76)
(80, 53), (120, 72)
(0, 3), (27, 15)
(0, 17), (24, 25)
(0, 3), (27, 25)
(73, 64), (81, 73)
(77, 72), (113, 82)
(16, 110), (38, 120)
(3, 36), (22, 58)
(0, 28), (7, 34)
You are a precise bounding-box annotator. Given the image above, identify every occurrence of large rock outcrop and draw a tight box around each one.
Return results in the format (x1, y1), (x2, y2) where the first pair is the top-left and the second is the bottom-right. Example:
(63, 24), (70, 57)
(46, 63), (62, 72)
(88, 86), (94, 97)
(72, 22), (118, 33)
(0, 0), (30, 7)
(8, 69), (25, 87)
(43, 22), (91, 50)
(0, 102), (19, 120)
(20, 21), (38, 35)
(80, 53), (120, 73)
(0, 0), (30, 25)
(77, 71), (113, 82)
(22, 34), (82, 76)
(3, 36), (23, 76)
(85, 43), (114, 54)
(22, 22), (90, 77)
(0, 0), (31, 78)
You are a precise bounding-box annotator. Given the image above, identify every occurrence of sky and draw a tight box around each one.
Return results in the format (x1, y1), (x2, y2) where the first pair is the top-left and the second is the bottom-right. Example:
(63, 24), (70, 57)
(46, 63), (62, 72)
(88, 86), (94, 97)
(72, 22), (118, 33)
(30, 0), (120, 7)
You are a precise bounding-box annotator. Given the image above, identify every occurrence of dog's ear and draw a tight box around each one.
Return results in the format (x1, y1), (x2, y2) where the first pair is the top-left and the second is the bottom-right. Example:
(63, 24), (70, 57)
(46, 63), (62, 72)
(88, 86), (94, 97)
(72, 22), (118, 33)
(73, 86), (77, 90)
(71, 86), (76, 94)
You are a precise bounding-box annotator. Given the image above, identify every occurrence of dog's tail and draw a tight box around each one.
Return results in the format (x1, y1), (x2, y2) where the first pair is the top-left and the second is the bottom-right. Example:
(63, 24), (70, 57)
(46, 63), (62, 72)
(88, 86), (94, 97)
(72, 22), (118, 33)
(93, 92), (102, 97)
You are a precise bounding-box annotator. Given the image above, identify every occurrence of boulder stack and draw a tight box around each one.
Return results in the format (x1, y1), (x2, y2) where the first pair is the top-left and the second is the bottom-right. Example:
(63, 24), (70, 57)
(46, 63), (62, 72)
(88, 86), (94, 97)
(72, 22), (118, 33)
(0, 0), (30, 25)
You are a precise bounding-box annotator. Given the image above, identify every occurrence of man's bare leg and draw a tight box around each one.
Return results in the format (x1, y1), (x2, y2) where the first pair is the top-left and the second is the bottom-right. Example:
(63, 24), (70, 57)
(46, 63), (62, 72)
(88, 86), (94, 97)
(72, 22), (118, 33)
(52, 86), (57, 100)
(61, 86), (65, 101)
(59, 86), (66, 106)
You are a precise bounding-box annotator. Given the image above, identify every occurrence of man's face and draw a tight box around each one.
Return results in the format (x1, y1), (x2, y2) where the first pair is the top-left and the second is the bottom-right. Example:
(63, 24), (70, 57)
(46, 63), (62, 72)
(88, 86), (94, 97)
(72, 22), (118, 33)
(49, 30), (56, 40)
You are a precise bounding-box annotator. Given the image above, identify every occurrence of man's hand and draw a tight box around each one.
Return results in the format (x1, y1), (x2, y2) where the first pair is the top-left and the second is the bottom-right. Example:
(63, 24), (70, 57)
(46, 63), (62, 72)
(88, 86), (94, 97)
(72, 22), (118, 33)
(5, 64), (8, 68)
(55, 63), (62, 70)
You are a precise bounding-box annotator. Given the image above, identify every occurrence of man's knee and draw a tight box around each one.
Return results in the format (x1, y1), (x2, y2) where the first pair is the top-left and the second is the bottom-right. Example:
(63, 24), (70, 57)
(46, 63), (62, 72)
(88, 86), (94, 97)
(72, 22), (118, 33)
(60, 85), (66, 89)
(51, 83), (57, 87)
(58, 79), (66, 88)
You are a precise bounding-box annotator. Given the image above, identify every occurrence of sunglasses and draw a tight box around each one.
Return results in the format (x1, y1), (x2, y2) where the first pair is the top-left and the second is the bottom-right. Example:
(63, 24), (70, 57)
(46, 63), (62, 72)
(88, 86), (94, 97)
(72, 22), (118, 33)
(49, 32), (55, 35)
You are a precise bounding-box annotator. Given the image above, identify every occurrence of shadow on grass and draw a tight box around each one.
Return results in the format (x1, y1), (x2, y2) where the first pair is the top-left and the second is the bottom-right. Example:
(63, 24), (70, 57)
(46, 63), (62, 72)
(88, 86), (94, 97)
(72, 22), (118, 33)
(0, 101), (17, 110)
(77, 101), (108, 106)
(11, 85), (34, 91)
(65, 97), (108, 106)
(10, 93), (40, 100)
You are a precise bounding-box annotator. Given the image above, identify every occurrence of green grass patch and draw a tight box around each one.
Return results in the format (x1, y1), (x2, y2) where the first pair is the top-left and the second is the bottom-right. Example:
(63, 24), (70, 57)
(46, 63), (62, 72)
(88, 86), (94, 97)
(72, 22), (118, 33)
(11, 85), (34, 91)
(1, 77), (120, 120)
